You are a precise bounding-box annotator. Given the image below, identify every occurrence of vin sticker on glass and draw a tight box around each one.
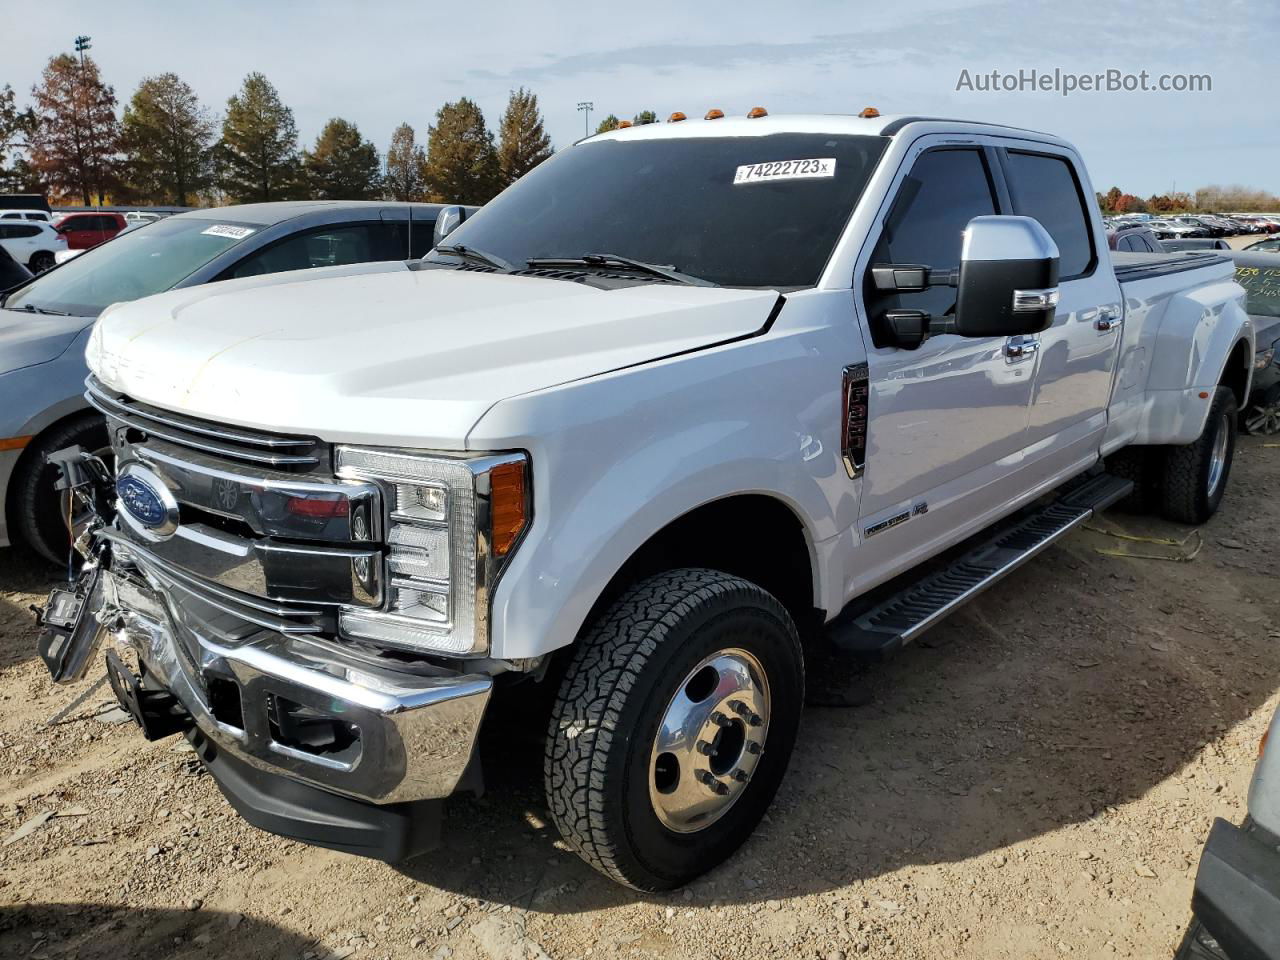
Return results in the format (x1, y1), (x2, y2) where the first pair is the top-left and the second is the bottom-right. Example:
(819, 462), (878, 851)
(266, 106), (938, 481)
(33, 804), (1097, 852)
(734, 158), (836, 184)
(201, 224), (256, 240)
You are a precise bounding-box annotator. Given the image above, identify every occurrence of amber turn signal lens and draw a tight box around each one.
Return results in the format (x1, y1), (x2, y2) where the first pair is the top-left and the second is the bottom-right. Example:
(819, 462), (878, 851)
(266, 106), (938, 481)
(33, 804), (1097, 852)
(747, 106), (768, 118)
(704, 108), (724, 120)
(668, 112), (687, 122)
(618, 120), (632, 128)
(0, 436), (33, 452)
(1262, 728), (1271, 758)
(489, 460), (528, 557)
(858, 106), (881, 118)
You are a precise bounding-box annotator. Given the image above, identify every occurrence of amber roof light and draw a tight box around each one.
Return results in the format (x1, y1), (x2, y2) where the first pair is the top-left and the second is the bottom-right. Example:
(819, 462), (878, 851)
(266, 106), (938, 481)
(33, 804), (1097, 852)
(668, 112), (687, 122)
(618, 120), (632, 128)
(858, 106), (881, 118)
(704, 108), (724, 120)
(747, 106), (768, 118)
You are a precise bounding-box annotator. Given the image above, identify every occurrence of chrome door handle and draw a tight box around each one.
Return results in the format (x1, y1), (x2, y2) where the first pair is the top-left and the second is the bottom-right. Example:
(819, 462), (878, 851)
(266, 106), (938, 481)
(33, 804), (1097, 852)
(1095, 307), (1122, 333)
(1004, 337), (1040, 362)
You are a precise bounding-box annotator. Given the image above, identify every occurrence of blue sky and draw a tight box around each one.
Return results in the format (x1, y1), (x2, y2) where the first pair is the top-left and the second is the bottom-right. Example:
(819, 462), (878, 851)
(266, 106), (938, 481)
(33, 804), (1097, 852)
(8, 0), (1277, 197)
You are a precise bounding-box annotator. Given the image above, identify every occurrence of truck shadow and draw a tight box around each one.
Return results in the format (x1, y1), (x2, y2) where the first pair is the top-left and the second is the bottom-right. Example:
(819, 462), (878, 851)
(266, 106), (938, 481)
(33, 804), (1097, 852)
(0, 903), (316, 959)
(0, 545), (60, 669)
(397, 438), (1280, 915)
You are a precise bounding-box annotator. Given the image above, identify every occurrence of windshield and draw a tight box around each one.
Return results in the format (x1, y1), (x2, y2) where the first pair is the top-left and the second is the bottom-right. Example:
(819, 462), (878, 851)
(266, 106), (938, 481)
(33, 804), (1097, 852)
(1235, 261), (1280, 318)
(4, 216), (258, 317)
(437, 132), (888, 288)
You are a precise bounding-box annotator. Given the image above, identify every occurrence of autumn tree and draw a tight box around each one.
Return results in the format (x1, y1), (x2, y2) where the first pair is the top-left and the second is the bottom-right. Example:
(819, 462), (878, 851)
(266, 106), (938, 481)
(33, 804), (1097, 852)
(595, 114), (620, 134)
(219, 73), (301, 203)
(28, 53), (120, 204)
(1112, 193), (1145, 214)
(496, 87), (552, 186)
(120, 73), (215, 205)
(422, 98), (499, 204)
(632, 110), (657, 125)
(0, 85), (37, 191)
(303, 118), (381, 200)
(384, 122), (426, 201)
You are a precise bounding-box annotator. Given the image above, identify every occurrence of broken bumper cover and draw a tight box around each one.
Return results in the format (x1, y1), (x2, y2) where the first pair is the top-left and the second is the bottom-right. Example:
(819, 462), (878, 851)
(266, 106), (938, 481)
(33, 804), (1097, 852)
(69, 567), (492, 858)
(1191, 818), (1280, 960)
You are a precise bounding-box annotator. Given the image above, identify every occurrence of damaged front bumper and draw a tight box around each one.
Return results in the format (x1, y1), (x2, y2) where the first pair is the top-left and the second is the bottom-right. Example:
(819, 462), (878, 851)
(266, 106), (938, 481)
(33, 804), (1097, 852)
(37, 547), (493, 861)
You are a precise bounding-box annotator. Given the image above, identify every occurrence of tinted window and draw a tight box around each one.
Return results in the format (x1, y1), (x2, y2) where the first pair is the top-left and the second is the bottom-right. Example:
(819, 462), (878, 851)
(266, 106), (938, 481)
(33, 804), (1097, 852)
(1235, 263), (1280, 319)
(1, 213), (19, 219)
(868, 148), (998, 319)
(10, 224), (40, 239)
(1005, 151), (1094, 278)
(4, 217), (257, 317)
(441, 133), (888, 288)
(1117, 235), (1136, 252)
(227, 223), (400, 280)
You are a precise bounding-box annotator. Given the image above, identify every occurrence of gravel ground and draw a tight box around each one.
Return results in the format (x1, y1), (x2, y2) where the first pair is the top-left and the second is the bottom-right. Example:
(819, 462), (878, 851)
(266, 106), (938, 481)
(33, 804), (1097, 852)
(1, 437), (1277, 960)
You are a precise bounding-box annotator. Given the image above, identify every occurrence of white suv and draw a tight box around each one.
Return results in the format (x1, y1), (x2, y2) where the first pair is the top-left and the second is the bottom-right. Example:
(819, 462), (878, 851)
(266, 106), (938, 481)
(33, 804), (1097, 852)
(0, 209), (53, 222)
(0, 220), (66, 272)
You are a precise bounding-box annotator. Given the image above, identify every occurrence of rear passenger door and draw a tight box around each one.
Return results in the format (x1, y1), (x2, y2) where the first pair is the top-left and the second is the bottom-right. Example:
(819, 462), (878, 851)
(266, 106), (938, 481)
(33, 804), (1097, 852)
(999, 148), (1123, 466)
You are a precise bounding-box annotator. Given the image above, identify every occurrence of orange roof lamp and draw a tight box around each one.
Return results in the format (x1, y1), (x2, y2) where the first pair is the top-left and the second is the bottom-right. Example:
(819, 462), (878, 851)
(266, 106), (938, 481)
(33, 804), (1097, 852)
(617, 120), (632, 128)
(704, 108), (725, 120)
(858, 106), (881, 119)
(747, 106), (768, 118)
(668, 112), (687, 122)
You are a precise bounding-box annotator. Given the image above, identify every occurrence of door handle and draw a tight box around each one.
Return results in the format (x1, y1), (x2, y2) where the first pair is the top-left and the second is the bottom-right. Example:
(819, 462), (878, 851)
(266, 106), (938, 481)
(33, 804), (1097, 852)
(1004, 338), (1040, 362)
(1095, 307), (1122, 333)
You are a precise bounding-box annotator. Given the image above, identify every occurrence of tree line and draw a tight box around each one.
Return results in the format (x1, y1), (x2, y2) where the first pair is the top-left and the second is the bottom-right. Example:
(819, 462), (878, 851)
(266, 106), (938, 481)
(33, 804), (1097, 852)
(1096, 184), (1280, 215)
(0, 52), (555, 207)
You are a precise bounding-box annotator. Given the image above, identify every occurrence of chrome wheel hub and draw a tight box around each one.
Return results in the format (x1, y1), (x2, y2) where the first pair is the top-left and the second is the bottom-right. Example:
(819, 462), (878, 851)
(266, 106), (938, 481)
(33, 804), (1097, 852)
(1207, 412), (1230, 497)
(649, 649), (770, 834)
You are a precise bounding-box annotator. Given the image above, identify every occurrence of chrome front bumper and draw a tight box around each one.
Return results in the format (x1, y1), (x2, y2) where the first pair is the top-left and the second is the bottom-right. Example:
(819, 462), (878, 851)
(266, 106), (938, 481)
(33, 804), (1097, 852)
(94, 565), (492, 804)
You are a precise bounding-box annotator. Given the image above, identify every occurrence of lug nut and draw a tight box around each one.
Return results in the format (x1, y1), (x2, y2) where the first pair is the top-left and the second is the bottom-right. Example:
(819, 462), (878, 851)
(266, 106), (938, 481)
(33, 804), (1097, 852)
(732, 769), (749, 782)
(696, 740), (715, 755)
(696, 770), (729, 794)
(745, 741), (763, 755)
(730, 701), (763, 726)
(710, 711), (730, 727)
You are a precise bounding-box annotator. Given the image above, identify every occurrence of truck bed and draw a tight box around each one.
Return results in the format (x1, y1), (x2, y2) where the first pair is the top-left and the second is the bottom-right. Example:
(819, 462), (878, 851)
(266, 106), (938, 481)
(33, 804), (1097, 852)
(1111, 249), (1230, 283)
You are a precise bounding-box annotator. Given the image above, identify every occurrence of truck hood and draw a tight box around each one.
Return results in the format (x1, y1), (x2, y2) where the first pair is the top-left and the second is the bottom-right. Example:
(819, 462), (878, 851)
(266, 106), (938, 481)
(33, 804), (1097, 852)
(87, 266), (781, 448)
(0, 309), (91, 374)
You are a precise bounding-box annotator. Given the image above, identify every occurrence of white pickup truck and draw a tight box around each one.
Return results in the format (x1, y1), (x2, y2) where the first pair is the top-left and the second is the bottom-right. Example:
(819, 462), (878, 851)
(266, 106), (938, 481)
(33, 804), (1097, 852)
(36, 111), (1253, 891)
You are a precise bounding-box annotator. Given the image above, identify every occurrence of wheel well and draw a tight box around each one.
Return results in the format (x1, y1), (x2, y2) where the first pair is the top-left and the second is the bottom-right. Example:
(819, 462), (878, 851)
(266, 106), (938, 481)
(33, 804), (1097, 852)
(5, 409), (101, 522)
(582, 495), (821, 637)
(1220, 338), (1251, 408)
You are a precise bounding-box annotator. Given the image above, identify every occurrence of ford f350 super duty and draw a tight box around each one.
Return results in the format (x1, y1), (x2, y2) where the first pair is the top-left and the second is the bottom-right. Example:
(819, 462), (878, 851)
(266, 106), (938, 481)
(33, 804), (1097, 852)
(34, 112), (1253, 891)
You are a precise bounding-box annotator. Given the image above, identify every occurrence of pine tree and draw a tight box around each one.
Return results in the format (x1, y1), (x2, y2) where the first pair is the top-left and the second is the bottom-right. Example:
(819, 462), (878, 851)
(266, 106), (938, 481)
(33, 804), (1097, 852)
(632, 110), (657, 125)
(120, 73), (215, 205)
(496, 87), (552, 187)
(219, 73), (301, 203)
(384, 122), (426, 201)
(595, 114), (620, 134)
(422, 97), (499, 204)
(303, 118), (382, 200)
(28, 53), (120, 204)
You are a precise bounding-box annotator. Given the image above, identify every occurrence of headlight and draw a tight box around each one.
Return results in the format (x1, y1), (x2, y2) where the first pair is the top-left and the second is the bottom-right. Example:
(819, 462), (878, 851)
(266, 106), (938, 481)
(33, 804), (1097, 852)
(334, 446), (530, 656)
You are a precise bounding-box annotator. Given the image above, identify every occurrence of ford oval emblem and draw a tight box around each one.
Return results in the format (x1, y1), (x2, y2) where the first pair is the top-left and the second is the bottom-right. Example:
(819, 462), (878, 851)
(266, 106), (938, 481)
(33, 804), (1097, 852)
(116, 463), (180, 540)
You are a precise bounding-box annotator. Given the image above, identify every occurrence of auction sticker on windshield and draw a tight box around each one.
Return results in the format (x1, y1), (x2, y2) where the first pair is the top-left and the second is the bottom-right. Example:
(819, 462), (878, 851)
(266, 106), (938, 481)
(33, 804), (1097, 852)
(734, 158), (836, 184)
(201, 224), (256, 240)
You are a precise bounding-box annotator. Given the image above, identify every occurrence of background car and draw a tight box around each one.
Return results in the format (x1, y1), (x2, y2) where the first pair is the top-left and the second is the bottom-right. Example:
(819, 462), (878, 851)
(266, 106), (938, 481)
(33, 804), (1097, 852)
(1228, 250), (1280, 434)
(0, 199), (471, 563)
(0, 220), (67, 272)
(51, 211), (127, 250)
(1148, 219), (1201, 240)
(1245, 235), (1280, 253)
(0, 209), (54, 223)
(1108, 223), (1165, 252)
(1163, 237), (1233, 251)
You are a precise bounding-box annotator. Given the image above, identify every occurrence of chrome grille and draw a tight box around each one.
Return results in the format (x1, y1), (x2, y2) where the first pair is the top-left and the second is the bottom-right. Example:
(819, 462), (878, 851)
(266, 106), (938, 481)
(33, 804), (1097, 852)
(86, 375), (327, 472)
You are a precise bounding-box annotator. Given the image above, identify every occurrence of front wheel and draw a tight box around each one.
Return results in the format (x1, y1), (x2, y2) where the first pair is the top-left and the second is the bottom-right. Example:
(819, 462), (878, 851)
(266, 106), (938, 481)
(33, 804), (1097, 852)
(29, 251), (55, 273)
(9, 415), (109, 565)
(1158, 386), (1237, 525)
(544, 569), (803, 890)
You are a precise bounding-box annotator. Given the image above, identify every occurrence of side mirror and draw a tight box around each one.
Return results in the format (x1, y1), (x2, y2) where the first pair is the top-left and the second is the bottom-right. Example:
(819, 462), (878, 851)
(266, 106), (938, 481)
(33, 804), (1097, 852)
(953, 215), (1060, 337)
(433, 206), (468, 247)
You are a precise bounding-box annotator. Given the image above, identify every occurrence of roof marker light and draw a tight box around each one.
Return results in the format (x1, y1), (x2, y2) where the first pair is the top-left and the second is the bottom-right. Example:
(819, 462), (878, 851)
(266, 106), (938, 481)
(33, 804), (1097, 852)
(618, 120), (632, 128)
(858, 106), (881, 119)
(704, 108), (724, 120)
(668, 112), (687, 122)
(747, 106), (768, 118)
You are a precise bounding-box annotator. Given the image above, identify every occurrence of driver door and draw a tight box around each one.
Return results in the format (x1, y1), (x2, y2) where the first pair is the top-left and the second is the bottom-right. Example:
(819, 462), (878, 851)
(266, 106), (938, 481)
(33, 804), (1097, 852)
(849, 143), (1037, 594)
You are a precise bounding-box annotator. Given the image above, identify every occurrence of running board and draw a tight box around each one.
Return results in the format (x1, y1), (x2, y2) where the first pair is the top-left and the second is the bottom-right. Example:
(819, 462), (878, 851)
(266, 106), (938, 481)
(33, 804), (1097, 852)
(827, 473), (1133, 659)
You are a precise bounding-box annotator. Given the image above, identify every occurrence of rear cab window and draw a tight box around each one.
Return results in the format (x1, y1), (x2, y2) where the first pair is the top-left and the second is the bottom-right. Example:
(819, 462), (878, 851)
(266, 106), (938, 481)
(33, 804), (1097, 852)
(1004, 150), (1096, 279)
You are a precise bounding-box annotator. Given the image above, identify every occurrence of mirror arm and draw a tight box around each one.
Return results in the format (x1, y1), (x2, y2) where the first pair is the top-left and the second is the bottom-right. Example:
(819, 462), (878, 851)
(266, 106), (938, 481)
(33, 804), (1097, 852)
(881, 309), (958, 349)
(871, 264), (959, 293)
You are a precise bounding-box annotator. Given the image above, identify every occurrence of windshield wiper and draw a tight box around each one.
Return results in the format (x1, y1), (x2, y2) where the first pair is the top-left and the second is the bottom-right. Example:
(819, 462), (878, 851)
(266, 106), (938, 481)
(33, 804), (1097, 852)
(20, 303), (70, 316)
(526, 253), (717, 287)
(433, 243), (515, 273)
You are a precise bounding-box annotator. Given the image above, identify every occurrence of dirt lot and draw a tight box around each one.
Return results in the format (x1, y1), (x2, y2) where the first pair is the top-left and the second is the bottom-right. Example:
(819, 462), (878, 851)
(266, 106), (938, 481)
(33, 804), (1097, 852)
(1, 439), (1277, 960)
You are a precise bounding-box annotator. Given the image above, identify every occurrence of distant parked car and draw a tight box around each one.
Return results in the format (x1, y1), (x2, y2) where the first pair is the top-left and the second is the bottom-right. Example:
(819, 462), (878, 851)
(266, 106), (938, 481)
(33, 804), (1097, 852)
(1108, 224), (1164, 252)
(0, 199), (470, 562)
(1245, 235), (1280, 253)
(0, 209), (53, 223)
(1175, 216), (1226, 238)
(1148, 219), (1201, 240)
(123, 211), (163, 224)
(0, 243), (32, 293)
(1228, 250), (1280, 434)
(0, 220), (67, 272)
(1163, 238), (1233, 252)
(51, 211), (127, 250)
(1175, 705), (1280, 959)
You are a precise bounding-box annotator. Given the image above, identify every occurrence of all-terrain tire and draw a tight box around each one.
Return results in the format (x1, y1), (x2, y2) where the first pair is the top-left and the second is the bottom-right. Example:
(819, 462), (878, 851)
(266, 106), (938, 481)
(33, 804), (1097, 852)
(9, 414), (108, 564)
(544, 568), (803, 891)
(1158, 386), (1237, 525)
(1104, 446), (1157, 513)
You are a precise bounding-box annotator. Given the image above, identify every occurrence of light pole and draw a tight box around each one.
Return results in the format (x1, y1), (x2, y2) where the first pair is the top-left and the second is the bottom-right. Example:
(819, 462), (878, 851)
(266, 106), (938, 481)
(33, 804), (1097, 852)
(74, 34), (91, 64)
(577, 101), (593, 138)
(73, 36), (96, 205)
